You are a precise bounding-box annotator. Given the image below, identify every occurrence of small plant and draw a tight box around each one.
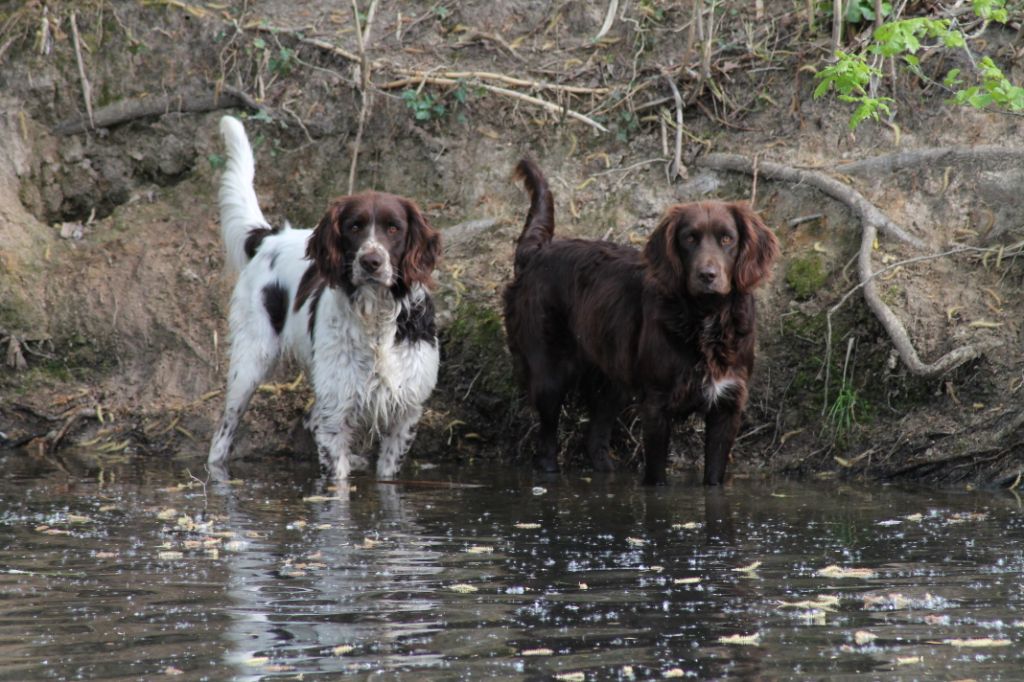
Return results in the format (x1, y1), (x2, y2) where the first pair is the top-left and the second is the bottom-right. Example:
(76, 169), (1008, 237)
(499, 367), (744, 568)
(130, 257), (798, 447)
(826, 383), (860, 443)
(613, 109), (641, 142)
(268, 46), (296, 76)
(949, 57), (1024, 111)
(813, 50), (893, 129)
(401, 89), (447, 122)
(207, 153), (226, 170)
(815, 2), (1020, 129)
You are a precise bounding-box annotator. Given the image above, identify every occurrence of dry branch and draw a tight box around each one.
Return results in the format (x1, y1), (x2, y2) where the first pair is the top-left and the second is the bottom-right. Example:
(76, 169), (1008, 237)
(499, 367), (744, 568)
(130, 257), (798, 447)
(695, 152), (993, 378)
(245, 22), (361, 63)
(53, 85), (262, 135)
(383, 70), (610, 95)
(379, 75), (609, 133)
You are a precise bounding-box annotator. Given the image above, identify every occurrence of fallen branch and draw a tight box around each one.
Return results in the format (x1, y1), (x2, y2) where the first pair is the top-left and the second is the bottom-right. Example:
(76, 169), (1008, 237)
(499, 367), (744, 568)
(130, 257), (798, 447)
(697, 153), (925, 248)
(383, 70), (610, 95)
(245, 22), (361, 63)
(695, 153), (993, 379)
(452, 27), (525, 62)
(379, 76), (608, 133)
(834, 146), (1024, 176)
(53, 85), (262, 135)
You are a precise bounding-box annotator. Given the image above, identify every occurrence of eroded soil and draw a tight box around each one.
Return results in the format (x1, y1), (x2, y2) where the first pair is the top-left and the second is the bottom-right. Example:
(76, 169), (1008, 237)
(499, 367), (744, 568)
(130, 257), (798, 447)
(1, 1), (1023, 486)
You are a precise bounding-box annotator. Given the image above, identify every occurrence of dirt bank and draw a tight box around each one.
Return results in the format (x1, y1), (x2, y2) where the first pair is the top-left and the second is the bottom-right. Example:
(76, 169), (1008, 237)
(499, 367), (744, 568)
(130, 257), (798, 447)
(1, 1), (1023, 488)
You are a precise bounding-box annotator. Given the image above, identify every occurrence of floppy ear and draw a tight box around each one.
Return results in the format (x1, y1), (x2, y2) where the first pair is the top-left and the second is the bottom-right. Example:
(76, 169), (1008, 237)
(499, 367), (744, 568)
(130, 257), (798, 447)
(644, 205), (687, 292)
(730, 202), (779, 293)
(306, 199), (350, 288)
(400, 198), (441, 290)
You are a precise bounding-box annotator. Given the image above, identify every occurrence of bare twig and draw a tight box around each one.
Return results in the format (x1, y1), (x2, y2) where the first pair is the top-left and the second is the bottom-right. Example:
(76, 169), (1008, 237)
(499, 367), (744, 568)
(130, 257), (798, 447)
(383, 70), (609, 95)
(594, 0), (619, 41)
(245, 22), (361, 63)
(664, 74), (687, 180)
(832, 0), (843, 55)
(453, 27), (525, 62)
(380, 76), (609, 133)
(69, 12), (94, 130)
(347, 0), (380, 194)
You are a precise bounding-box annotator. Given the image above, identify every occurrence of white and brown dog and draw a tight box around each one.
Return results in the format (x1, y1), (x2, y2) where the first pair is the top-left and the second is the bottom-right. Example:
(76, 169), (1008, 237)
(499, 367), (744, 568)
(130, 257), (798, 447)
(208, 116), (441, 480)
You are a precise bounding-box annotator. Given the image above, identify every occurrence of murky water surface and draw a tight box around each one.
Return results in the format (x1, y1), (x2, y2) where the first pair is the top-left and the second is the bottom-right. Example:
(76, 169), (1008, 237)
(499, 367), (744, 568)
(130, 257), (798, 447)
(1, 450), (1023, 681)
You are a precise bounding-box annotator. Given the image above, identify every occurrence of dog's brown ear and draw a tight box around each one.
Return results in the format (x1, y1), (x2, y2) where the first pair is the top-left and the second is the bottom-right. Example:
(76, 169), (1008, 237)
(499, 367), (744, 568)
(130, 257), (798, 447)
(306, 199), (350, 288)
(399, 198), (441, 290)
(644, 205), (688, 292)
(730, 202), (779, 293)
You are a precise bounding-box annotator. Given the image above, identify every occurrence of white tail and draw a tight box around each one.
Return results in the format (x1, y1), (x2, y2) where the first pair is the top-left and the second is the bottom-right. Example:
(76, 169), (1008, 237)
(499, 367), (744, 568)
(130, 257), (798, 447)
(218, 116), (270, 272)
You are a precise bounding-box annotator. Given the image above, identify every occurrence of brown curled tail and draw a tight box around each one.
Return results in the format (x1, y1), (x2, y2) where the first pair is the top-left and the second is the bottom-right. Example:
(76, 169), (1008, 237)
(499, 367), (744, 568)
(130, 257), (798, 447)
(512, 158), (555, 274)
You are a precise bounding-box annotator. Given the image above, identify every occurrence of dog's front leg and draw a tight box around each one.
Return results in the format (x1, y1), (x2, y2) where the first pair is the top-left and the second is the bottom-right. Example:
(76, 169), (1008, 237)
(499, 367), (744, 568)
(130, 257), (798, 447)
(703, 406), (741, 486)
(641, 396), (672, 486)
(308, 396), (356, 481)
(376, 406), (423, 480)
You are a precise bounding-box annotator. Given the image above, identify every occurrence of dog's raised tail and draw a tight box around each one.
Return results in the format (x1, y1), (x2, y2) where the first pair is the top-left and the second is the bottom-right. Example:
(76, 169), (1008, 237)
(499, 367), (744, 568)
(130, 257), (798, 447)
(218, 116), (271, 272)
(513, 158), (555, 273)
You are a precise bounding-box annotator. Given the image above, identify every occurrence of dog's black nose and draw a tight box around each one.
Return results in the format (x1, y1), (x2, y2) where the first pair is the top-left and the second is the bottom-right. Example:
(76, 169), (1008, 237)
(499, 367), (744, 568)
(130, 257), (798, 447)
(359, 253), (384, 273)
(698, 267), (718, 284)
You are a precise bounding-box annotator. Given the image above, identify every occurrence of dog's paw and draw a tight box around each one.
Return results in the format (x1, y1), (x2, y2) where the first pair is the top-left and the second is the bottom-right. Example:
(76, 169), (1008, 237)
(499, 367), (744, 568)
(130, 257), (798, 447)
(349, 454), (371, 472)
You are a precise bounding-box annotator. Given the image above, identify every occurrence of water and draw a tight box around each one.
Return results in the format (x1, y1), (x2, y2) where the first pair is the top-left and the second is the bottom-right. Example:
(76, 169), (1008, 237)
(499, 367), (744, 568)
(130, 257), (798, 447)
(1, 449), (1023, 681)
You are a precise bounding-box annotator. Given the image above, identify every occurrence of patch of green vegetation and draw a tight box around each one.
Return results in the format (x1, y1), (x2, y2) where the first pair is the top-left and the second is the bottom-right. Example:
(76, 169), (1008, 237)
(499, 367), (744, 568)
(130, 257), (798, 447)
(785, 253), (828, 300)
(442, 300), (518, 403)
(402, 89), (447, 122)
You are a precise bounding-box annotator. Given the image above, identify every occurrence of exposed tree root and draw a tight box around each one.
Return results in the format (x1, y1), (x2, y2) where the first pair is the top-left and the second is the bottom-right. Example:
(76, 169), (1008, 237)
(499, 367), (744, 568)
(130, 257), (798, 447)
(834, 146), (1024, 176)
(53, 85), (262, 136)
(697, 152), (925, 248)
(695, 152), (995, 379)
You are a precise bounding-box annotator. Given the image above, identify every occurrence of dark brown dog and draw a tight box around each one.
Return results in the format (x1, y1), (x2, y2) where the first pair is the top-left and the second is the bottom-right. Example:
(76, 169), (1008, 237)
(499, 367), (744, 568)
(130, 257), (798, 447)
(503, 159), (778, 485)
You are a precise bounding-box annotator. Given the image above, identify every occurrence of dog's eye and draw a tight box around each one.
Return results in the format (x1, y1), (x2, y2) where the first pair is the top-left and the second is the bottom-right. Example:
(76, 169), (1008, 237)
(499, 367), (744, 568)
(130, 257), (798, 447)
(386, 223), (400, 235)
(721, 235), (734, 245)
(682, 233), (697, 245)
(350, 223), (363, 232)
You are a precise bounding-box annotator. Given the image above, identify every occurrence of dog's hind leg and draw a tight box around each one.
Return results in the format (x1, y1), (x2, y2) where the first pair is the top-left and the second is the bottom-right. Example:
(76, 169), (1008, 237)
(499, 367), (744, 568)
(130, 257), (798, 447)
(583, 378), (623, 472)
(208, 327), (280, 467)
(530, 367), (569, 473)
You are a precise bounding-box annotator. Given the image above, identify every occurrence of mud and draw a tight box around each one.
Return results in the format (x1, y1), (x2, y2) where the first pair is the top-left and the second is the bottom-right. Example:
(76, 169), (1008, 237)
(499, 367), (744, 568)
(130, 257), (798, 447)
(1, 1), (1023, 486)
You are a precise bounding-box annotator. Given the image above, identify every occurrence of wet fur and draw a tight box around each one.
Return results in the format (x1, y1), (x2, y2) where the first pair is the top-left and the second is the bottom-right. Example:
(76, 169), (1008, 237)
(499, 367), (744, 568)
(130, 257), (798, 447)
(503, 159), (778, 485)
(208, 116), (441, 481)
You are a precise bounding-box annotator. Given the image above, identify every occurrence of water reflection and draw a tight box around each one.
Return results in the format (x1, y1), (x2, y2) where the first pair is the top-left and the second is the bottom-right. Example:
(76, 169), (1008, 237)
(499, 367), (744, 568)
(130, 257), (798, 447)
(0, 448), (1022, 680)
